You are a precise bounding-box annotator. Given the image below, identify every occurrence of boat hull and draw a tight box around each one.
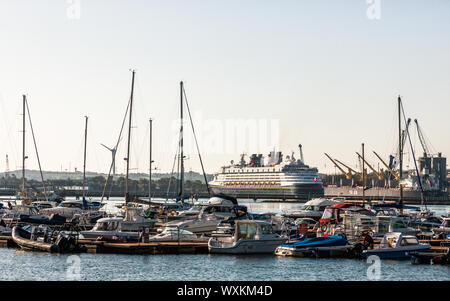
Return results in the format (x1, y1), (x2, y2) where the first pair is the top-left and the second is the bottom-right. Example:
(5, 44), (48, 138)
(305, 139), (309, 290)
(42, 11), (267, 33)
(208, 238), (287, 254)
(210, 184), (324, 200)
(361, 245), (431, 260)
(275, 245), (354, 258)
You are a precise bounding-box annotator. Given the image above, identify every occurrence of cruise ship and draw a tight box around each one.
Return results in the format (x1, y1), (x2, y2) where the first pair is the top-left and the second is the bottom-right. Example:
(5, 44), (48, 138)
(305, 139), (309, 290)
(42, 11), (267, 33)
(209, 146), (324, 201)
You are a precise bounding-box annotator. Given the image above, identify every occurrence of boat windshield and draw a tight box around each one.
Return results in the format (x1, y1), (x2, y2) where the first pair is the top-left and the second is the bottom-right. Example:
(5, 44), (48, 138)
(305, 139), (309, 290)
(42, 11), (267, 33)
(400, 237), (419, 246)
(94, 222), (119, 231)
(161, 227), (194, 235)
(237, 223), (257, 240)
(59, 202), (82, 208)
(301, 205), (320, 211)
(260, 224), (274, 235)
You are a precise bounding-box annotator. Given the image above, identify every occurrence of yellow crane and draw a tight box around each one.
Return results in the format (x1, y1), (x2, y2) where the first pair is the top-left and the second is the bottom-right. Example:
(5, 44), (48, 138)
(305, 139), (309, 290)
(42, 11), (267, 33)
(372, 151), (400, 181)
(356, 152), (384, 180)
(324, 153), (358, 179)
(334, 159), (362, 178)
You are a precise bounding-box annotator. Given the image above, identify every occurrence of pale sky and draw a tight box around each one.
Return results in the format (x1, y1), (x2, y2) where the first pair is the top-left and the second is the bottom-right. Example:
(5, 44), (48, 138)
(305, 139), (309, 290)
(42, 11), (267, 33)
(0, 0), (449, 176)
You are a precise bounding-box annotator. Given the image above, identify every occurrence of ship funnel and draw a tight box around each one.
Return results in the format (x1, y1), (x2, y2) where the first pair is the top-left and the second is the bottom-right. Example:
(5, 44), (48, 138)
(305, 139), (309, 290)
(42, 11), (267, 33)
(299, 144), (304, 163)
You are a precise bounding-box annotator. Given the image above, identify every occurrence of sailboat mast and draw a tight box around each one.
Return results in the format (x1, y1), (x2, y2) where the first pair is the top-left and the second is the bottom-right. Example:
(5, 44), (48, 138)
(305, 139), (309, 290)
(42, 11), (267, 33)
(179, 81), (184, 202)
(149, 118), (153, 201)
(398, 96), (403, 204)
(82, 116), (88, 199)
(22, 95), (26, 196)
(125, 70), (136, 201)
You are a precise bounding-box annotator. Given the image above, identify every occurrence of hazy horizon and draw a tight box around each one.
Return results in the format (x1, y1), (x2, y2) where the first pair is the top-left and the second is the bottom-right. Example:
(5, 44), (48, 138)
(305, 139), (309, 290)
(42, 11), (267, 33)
(0, 0), (449, 176)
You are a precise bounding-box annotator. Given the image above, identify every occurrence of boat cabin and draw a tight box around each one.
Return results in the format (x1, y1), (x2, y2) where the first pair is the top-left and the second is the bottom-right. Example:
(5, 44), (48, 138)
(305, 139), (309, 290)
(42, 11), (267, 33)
(378, 232), (421, 249)
(234, 220), (275, 241)
(91, 217), (123, 232)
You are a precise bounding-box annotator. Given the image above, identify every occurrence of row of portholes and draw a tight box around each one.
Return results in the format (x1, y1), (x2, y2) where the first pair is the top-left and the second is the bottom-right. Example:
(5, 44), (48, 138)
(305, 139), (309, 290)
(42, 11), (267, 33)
(225, 181), (279, 186)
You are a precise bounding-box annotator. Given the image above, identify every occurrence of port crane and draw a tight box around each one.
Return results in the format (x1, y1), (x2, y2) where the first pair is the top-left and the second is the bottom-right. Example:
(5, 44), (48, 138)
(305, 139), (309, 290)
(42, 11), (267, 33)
(414, 119), (431, 157)
(356, 152), (384, 180)
(373, 151), (400, 180)
(324, 153), (359, 179)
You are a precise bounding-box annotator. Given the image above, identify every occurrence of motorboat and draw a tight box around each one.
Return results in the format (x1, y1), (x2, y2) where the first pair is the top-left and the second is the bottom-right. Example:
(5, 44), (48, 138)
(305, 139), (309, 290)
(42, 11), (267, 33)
(294, 218), (319, 231)
(166, 205), (202, 221)
(373, 216), (419, 237)
(282, 198), (342, 221)
(80, 206), (157, 241)
(1, 205), (65, 225)
(41, 199), (105, 219)
(275, 235), (354, 258)
(361, 232), (430, 260)
(148, 226), (208, 242)
(12, 225), (87, 253)
(0, 219), (11, 235)
(208, 220), (287, 254)
(432, 217), (450, 235)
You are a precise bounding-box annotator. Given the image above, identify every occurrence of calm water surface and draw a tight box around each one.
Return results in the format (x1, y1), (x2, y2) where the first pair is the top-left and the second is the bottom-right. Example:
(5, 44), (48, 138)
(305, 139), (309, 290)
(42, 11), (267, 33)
(0, 200), (448, 281)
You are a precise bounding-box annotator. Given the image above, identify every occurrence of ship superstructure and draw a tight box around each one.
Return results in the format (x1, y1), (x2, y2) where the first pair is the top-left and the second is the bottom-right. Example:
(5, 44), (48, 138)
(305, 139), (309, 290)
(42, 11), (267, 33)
(209, 145), (324, 200)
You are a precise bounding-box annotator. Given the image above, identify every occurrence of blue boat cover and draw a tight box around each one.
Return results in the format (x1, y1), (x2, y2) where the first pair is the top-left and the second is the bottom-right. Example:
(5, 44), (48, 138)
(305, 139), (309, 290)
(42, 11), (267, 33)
(280, 236), (349, 249)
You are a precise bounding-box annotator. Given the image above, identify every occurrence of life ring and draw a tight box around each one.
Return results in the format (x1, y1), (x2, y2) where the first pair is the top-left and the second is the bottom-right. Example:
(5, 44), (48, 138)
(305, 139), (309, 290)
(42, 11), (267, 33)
(170, 210), (177, 216)
(320, 224), (328, 233)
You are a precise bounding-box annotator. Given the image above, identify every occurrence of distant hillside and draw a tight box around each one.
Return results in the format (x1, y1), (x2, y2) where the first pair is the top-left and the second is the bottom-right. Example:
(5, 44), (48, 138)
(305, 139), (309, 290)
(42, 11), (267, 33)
(1, 169), (213, 183)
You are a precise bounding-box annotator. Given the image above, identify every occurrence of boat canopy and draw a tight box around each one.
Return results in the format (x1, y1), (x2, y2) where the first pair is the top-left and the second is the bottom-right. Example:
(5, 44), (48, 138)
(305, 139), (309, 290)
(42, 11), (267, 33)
(280, 235), (349, 249)
(209, 193), (238, 205)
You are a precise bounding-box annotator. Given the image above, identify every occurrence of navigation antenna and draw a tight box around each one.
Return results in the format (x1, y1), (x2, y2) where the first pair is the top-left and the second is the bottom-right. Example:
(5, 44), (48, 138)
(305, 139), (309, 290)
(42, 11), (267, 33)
(299, 144), (304, 163)
(5, 154), (9, 177)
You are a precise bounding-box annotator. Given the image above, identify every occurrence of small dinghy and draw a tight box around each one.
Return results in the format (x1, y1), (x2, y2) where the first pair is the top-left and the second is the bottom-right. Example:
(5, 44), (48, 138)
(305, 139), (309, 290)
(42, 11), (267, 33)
(12, 226), (87, 253)
(275, 235), (355, 258)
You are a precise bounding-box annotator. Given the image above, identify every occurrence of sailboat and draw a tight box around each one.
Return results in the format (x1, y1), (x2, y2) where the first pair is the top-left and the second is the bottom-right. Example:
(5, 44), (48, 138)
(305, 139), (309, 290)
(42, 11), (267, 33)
(81, 70), (156, 240)
(165, 81), (211, 206)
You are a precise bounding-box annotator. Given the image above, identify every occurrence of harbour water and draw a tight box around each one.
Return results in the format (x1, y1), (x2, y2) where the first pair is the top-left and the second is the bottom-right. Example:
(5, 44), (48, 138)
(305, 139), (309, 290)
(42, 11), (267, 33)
(0, 199), (448, 281)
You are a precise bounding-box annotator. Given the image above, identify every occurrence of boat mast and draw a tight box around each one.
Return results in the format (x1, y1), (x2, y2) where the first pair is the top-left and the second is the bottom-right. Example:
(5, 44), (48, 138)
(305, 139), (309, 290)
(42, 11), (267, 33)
(362, 143), (366, 205)
(125, 70), (136, 202)
(179, 81), (185, 203)
(82, 116), (88, 199)
(149, 118), (153, 201)
(21, 95), (26, 197)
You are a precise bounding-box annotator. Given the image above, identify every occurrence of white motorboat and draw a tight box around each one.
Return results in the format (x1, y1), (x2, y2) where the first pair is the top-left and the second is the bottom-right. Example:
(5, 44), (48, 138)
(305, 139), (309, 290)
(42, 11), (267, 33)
(282, 198), (341, 220)
(148, 226), (208, 242)
(433, 217), (450, 235)
(361, 232), (430, 260)
(40, 200), (103, 219)
(163, 194), (247, 234)
(80, 206), (157, 241)
(208, 220), (287, 254)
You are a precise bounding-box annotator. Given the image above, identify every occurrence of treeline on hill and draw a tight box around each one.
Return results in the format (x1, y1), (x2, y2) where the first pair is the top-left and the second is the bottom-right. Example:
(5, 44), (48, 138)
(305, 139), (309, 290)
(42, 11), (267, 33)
(0, 174), (209, 197)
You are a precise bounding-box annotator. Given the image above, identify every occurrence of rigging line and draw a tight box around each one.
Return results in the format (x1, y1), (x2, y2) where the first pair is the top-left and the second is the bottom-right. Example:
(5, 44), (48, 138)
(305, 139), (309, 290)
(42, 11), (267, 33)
(400, 101), (426, 210)
(100, 95), (132, 202)
(166, 141), (180, 201)
(25, 98), (48, 202)
(182, 86), (210, 196)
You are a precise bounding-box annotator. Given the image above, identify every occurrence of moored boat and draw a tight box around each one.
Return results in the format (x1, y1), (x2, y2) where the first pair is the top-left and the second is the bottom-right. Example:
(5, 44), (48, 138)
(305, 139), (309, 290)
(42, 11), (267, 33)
(12, 225), (87, 253)
(361, 232), (430, 260)
(274, 235), (355, 258)
(208, 220), (287, 254)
